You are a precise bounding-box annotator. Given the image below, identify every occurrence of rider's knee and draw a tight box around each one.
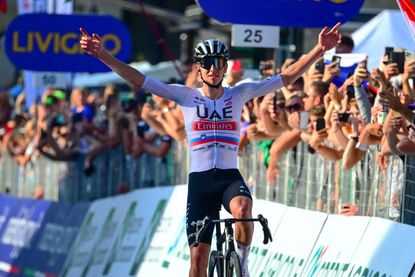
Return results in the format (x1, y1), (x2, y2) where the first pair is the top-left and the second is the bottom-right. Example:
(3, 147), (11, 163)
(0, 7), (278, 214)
(232, 203), (252, 218)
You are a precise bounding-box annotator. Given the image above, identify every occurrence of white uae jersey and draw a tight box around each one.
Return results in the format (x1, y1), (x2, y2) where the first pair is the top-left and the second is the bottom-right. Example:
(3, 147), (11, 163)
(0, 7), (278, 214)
(142, 75), (284, 173)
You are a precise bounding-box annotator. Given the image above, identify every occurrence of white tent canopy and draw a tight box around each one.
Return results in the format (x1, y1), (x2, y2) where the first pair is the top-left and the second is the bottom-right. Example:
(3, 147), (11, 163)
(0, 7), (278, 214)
(352, 10), (415, 70)
(73, 60), (182, 87)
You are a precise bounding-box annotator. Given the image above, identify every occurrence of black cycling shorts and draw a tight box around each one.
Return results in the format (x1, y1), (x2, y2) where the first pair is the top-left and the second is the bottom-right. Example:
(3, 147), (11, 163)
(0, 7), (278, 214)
(186, 168), (252, 246)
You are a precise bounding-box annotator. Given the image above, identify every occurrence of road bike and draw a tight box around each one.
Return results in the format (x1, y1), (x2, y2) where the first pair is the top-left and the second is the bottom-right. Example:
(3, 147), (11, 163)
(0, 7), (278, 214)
(194, 214), (273, 277)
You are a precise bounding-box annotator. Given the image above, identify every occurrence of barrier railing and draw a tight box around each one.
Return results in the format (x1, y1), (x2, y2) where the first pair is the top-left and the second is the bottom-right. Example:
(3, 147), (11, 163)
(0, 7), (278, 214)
(238, 142), (406, 221)
(0, 146), (176, 202)
(1, 140), (413, 224)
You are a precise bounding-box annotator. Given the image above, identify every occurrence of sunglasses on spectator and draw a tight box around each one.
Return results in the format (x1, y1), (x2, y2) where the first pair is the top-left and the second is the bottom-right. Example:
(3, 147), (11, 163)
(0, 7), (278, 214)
(200, 57), (227, 70)
(285, 103), (302, 112)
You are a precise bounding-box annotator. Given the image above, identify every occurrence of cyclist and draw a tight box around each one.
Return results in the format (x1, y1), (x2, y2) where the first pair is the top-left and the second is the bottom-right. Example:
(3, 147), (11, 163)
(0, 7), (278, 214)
(79, 23), (342, 277)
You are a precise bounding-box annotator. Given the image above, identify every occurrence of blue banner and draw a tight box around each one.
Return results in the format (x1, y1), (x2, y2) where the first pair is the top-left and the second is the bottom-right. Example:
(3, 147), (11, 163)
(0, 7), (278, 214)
(197, 0), (364, 27)
(5, 14), (131, 73)
(15, 202), (90, 277)
(0, 195), (20, 237)
(0, 198), (51, 276)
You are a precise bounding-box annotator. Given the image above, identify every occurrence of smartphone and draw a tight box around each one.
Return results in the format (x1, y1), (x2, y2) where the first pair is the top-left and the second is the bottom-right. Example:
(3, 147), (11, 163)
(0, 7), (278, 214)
(315, 60), (325, 74)
(377, 111), (387, 124)
(338, 113), (350, 123)
(331, 55), (342, 69)
(272, 93), (278, 113)
(385, 46), (394, 63)
(249, 113), (256, 124)
(299, 111), (309, 129)
(406, 50), (415, 61)
(346, 86), (355, 99)
(316, 118), (325, 131)
(391, 51), (406, 74)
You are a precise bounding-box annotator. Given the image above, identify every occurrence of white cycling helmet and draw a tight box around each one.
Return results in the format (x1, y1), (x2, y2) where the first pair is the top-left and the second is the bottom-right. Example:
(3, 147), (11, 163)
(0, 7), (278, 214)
(193, 39), (230, 62)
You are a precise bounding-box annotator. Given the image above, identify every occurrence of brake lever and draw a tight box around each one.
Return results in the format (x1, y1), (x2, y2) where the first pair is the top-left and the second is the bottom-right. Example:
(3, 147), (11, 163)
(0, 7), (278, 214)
(194, 216), (211, 247)
(258, 214), (273, 244)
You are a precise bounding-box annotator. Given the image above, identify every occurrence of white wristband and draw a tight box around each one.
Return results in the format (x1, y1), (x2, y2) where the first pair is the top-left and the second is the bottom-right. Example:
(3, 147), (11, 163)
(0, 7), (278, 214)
(356, 142), (368, 152)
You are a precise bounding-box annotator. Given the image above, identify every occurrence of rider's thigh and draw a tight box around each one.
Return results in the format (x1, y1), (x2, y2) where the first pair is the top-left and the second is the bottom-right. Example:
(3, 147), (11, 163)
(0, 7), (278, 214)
(221, 176), (252, 214)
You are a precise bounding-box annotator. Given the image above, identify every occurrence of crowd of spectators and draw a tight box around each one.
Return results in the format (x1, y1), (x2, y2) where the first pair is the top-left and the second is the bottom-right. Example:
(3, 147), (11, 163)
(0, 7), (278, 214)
(0, 36), (414, 212)
(0, 79), (184, 178)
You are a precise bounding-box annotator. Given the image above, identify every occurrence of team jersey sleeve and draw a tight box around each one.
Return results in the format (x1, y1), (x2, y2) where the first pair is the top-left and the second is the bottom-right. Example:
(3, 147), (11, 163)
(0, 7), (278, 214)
(235, 75), (284, 103)
(142, 77), (191, 105)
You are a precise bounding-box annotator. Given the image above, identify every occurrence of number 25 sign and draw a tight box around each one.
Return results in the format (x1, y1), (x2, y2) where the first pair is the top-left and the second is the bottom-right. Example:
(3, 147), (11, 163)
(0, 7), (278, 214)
(232, 25), (280, 48)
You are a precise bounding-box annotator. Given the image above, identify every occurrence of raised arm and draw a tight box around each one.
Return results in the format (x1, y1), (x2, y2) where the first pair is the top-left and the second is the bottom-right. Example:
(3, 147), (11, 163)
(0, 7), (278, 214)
(280, 23), (342, 87)
(80, 28), (145, 91)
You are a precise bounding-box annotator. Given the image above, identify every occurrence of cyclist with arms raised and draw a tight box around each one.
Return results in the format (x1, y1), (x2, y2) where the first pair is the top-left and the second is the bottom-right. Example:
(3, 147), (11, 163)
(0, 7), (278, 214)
(79, 23), (341, 277)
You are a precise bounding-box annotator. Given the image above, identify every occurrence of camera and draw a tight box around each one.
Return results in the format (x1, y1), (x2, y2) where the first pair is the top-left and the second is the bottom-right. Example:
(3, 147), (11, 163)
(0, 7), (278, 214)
(315, 60), (325, 74)
(385, 47), (405, 74)
(316, 118), (325, 131)
(346, 86), (355, 99)
(331, 55), (341, 69)
(338, 113), (350, 123)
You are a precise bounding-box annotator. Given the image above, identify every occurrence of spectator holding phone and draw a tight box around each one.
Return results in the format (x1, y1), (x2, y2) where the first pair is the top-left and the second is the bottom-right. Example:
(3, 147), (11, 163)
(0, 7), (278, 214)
(352, 61), (373, 124)
(306, 105), (343, 161)
(402, 58), (415, 98)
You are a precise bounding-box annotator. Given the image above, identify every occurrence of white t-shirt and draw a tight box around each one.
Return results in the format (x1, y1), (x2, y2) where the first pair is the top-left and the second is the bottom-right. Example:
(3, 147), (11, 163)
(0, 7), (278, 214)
(142, 75), (284, 172)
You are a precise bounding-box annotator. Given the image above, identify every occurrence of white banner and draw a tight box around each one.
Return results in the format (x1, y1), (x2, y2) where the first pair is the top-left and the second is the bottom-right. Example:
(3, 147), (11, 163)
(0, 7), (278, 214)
(106, 187), (173, 277)
(61, 197), (114, 277)
(138, 185), (189, 277)
(258, 207), (327, 276)
(249, 200), (286, 276)
(18, 0), (73, 14)
(349, 217), (415, 277)
(232, 24), (280, 48)
(61, 186), (415, 276)
(302, 215), (370, 276)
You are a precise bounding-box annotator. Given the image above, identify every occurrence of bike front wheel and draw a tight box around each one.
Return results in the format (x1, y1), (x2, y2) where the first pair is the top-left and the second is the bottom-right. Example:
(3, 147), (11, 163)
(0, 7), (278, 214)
(226, 251), (242, 277)
(208, 250), (224, 277)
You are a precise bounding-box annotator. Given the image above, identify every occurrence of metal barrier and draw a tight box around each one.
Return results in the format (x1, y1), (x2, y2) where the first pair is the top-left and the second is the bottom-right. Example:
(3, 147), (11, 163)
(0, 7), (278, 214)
(238, 141), (408, 222)
(1, 140), (414, 224)
(0, 145), (177, 202)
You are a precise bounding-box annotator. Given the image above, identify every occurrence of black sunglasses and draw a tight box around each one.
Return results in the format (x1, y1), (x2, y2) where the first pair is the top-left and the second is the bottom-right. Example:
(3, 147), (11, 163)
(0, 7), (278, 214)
(200, 56), (227, 70)
(285, 103), (302, 112)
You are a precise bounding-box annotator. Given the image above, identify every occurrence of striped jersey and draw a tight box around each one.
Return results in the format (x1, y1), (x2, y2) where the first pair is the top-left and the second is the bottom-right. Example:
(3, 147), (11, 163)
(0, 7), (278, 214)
(142, 75), (284, 173)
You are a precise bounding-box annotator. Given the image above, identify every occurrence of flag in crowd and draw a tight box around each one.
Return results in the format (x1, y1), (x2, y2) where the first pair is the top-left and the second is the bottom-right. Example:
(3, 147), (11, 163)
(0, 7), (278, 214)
(397, 0), (415, 40)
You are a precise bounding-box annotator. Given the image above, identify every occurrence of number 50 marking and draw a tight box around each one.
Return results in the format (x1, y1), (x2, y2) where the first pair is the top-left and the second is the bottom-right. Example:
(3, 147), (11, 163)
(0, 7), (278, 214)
(244, 29), (263, 43)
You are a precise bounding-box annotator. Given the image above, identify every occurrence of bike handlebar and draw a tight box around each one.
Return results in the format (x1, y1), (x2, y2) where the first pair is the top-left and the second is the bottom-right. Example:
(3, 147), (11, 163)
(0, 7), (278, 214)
(194, 214), (273, 247)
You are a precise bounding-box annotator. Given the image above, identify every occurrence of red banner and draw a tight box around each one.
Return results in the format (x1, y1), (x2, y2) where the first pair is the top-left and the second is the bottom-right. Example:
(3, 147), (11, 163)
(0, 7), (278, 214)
(397, 0), (415, 40)
(0, 0), (6, 14)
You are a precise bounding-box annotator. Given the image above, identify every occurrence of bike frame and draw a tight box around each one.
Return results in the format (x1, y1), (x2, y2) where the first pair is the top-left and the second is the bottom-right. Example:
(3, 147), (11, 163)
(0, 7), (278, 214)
(195, 215), (272, 277)
(212, 220), (238, 276)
